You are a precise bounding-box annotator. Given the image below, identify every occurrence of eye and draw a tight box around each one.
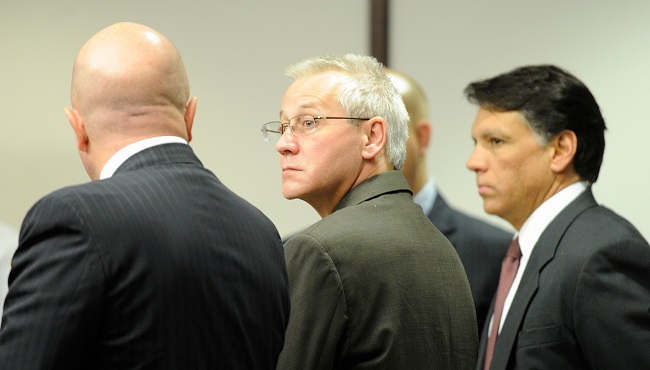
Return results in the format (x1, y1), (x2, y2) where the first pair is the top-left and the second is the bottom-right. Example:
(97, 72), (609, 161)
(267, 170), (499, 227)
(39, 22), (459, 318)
(302, 119), (316, 129)
(489, 137), (504, 145)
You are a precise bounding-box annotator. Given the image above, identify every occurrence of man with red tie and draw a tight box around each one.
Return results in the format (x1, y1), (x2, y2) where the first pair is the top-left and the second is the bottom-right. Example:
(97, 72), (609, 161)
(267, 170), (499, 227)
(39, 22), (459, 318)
(465, 65), (650, 370)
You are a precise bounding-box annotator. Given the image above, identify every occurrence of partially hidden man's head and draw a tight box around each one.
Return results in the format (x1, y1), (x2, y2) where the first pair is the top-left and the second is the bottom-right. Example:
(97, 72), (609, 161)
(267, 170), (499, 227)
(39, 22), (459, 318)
(385, 67), (431, 195)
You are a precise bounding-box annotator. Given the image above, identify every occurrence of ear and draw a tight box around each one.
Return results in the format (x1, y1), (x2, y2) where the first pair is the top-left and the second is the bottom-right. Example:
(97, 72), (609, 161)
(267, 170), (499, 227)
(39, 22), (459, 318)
(413, 119), (431, 157)
(549, 130), (577, 174)
(184, 96), (197, 143)
(361, 117), (387, 161)
(64, 107), (89, 152)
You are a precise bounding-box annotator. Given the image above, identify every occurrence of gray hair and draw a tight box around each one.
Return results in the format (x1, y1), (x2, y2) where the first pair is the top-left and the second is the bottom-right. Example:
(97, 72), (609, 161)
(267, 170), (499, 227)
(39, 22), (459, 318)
(285, 54), (409, 170)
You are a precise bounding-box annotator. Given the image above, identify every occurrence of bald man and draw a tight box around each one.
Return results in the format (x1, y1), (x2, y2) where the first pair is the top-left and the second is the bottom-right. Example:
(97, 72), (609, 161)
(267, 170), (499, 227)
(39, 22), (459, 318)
(386, 68), (513, 335)
(0, 23), (289, 369)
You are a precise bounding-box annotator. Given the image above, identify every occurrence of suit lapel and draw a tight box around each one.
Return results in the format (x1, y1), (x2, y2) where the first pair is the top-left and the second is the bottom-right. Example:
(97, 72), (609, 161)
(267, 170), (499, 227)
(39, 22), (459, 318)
(487, 189), (598, 370)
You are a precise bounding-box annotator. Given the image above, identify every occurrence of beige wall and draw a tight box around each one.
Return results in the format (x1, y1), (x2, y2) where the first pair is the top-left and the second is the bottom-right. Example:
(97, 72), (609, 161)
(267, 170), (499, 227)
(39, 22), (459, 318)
(390, 2), (650, 237)
(1, 1), (648, 240)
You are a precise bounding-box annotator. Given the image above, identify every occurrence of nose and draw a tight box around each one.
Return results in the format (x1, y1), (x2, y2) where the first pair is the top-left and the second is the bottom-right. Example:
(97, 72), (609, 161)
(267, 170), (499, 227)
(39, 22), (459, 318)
(466, 145), (484, 172)
(275, 130), (297, 155)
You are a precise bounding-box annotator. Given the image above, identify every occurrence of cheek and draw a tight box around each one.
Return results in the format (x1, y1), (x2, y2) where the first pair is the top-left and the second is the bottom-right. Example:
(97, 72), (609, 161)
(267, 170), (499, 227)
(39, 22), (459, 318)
(501, 157), (549, 200)
(303, 142), (348, 178)
(489, 158), (526, 197)
(327, 142), (364, 174)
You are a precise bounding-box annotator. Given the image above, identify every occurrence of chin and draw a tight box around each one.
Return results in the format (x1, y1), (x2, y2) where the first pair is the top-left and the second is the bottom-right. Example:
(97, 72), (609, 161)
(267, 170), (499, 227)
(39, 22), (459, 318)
(482, 202), (502, 217)
(281, 186), (303, 201)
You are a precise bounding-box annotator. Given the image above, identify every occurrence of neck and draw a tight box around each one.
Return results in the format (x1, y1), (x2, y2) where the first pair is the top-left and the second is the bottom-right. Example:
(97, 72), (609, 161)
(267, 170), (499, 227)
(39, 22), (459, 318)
(410, 165), (429, 195)
(312, 164), (390, 218)
(508, 174), (582, 230)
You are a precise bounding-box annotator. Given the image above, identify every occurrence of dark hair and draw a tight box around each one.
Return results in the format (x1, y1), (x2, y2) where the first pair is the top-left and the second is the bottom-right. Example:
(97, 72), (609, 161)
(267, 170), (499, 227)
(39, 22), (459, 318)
(464, 65), (606, 183)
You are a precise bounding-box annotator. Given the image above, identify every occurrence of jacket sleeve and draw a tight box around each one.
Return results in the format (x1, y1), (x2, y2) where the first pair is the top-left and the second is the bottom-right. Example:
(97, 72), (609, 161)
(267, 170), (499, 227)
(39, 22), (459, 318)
(276, 233), (348, 370)
(0, 193), (105, 369)
(574, 235), (650, 370)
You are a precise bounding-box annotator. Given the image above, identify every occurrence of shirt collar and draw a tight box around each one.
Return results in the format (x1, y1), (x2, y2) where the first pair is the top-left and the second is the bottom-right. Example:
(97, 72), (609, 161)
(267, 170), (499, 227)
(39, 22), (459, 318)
(518, 181), (588, 258)
(412, 176), (438, 216)
(99, 136), (188, 179)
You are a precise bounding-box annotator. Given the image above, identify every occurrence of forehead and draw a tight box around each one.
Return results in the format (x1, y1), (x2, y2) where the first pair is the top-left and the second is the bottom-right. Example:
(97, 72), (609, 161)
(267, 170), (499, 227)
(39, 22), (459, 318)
(472, 108), (531, 136)
(281, 72), (346, 118)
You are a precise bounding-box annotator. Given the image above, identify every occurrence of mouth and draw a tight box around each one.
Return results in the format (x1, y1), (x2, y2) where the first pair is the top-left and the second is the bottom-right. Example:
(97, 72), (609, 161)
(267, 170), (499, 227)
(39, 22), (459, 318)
(282, 166), (301, 175)
(476, 184), (492, 196)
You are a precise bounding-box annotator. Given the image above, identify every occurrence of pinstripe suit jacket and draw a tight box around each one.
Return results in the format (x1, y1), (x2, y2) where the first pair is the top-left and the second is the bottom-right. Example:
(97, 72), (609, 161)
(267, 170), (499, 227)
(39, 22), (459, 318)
(477, 189), (650, 370)
(0, 143), (290, 369)
(277, 171), (478, 370)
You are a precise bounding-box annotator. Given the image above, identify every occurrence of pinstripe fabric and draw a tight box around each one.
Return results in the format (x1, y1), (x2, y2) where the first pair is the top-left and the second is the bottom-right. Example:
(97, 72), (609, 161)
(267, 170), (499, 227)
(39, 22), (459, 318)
(0, 143), (289, 369)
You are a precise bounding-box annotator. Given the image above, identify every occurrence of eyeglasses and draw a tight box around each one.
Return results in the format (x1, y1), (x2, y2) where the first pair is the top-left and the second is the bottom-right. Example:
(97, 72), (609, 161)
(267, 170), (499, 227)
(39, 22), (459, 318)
(261, 114), (370, 142)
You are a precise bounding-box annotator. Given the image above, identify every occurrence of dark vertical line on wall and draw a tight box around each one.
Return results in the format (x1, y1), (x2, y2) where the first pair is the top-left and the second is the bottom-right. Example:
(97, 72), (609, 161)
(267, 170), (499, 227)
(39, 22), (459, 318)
(370, 0), (389, 67)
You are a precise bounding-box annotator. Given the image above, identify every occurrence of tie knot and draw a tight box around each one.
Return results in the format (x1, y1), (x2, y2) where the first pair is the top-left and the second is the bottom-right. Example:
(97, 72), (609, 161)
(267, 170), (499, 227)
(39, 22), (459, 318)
(507, 238), (521, 259)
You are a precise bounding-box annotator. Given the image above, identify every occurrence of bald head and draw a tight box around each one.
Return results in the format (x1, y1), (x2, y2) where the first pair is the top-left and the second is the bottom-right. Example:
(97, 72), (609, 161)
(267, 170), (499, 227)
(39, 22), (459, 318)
(66, 22), (196, 179)
(385, 68), (429, 128)
(385, 68), (431, 195)
(72, 22), (189, 116)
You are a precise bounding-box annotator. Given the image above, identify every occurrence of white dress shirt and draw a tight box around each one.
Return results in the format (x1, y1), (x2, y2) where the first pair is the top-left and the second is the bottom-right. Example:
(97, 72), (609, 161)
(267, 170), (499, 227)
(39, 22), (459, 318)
(99, 136), (188, 180)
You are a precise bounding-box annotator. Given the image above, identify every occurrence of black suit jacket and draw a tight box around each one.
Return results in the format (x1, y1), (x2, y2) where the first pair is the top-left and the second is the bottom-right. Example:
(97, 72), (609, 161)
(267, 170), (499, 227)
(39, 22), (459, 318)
(428, 193), (513, 335)
(477, 189), (650, 370)
(0, 143), (290, 369)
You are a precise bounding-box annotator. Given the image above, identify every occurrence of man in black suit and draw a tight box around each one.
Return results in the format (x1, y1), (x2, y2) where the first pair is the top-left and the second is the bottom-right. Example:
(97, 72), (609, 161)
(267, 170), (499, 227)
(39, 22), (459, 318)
(386, 68), (513, 335)
(465, 65), (650, 370)
(0, 22), (289, 369)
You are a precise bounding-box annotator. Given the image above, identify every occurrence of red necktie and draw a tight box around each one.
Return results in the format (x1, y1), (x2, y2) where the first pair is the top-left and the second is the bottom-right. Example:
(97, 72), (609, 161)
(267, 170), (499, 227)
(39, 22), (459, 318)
(484, 238), (521, 370)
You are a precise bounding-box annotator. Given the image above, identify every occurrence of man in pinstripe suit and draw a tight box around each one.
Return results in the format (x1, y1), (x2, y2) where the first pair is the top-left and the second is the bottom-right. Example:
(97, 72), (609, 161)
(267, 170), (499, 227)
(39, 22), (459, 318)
(0, 22), (289, 369)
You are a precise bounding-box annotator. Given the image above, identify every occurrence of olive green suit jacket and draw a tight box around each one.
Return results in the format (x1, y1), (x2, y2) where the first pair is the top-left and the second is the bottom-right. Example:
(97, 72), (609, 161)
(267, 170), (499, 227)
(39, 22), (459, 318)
(277, 171), (478, 370)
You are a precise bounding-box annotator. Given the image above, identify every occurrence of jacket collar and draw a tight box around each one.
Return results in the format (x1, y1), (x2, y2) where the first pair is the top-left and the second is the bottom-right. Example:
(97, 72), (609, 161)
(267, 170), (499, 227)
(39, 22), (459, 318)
(333, 171), (412, 213)
(114, 143), (202, 176)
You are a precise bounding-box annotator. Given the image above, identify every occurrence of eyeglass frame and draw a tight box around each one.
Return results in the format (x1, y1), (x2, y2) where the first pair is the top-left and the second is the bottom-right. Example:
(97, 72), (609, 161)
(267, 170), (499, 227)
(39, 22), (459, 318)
(261, 114), (370, 142)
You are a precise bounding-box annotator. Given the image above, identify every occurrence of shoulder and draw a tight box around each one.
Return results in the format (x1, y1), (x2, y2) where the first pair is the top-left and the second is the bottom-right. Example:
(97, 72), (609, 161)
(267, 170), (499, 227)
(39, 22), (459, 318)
(18, 183), (111, 252)
(290, 194), (460, 276)
(25, 183), (96, 222)
(574, 206), (650, 279)
(563, 204), (647, 248)
(542, 204), (649, 276)
(284, 220), (344, 265)
(568, 207), (650, 360)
